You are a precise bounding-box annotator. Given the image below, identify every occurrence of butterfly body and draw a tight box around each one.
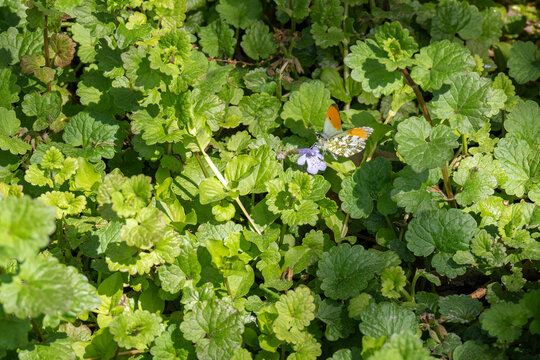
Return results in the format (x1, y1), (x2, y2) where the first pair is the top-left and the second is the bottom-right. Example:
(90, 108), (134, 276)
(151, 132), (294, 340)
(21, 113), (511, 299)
(316, 104), (373, 158)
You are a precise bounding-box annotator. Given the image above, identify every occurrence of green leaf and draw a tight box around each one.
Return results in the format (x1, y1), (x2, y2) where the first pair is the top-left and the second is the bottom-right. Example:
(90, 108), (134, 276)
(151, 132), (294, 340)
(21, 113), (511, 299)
(281, 80), (333, 132)
(406, 208), (477, 261)
(240, 93), (281, 137)
(395, 116), (459, 172)
(109, 310), (163, 350)
(180, 298), (244, 360)
(391, 166), (442, 214)
(49, 33), (76, 67)
(381, 266), (407, 299)
(431, 0), (482, 41)
(321, 67), (350, 103)
(121, 207), (168, 249)
(374, 21), (418, 71)
(0, 27), (42, 66)
(431, 73), (503, 134)
(63, 112), (119, 160)
(411, 40), (475, 91)
(273, 286), (315, 341)
(339, 175), (372, 219)
(150, 323), (195, 360)
(0, 255), (100, 318)
(317, 244), (381, 300)
(438, 295), (482, 323)
(0, 66), (21, 108)
(494, 138), (539, 201)
(369, 331), (434, 360)
(508, 41), (540, 84)
(274, 0), (310, 22)
(217, 0), (262, 29)
(21, 91), (62, 131)
(18, 337), (76, 360)
(0, 108), (31, 155)
(479, 302), (528, 342)
(453, 340), (504, 360)
(40, 191), (87, 219)
(241, 21), (277, 60)
(0, 196), (56, 264)
(198, 20), (236, 58)
(310, 23), (345, 49)
(453, 155), (499, 206)
(316, 299), (356, 341)
(344, 40), (403, 97)
(504, 100), (540, 147)
(199, 178), (228, 204)
(359, 302), (418, 339)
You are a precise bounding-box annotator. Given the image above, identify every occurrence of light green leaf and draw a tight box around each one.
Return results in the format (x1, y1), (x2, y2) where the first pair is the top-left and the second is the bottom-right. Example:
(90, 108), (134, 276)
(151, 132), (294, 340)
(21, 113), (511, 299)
(121, 207), (168, 249)
(150, 323), (195, 360)
(109, 310), (163, 350)
(49, 33), (76, 67)
(0, 255), (100, 318)
(395, 116), (459, 172)
(39, 191), (87, 219)
(494, 138), (539, 200)
(0, 196), (55, 264)
(370, 331), (434, 360)
(0, 108), (31, 155)
(381, 266), (407, 299)
(199, 178), (228, 204)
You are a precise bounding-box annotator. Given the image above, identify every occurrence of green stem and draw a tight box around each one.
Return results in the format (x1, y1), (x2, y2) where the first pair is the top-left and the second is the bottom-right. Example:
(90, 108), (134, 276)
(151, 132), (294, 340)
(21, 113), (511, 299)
(166, 142), (172, 155)
(30, 318), (43, 342)
(400, 288), (413, 302)
(201, 151), (262, 235)
(384, 215), (397, 237)
(462, 135), (468, 156)
(441, 163), (456, 207)
(194, 152), (210, 178)
(281, 343), (287, 360)
(410, 270), (422, 302)
(400, 68), (433, 127)
(339, 213), (350, 242)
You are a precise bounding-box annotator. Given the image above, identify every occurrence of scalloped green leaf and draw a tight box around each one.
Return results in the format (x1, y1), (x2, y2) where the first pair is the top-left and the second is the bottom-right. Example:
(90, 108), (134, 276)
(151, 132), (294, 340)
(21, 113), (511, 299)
(395, 116), (459, 172)
(508, 41), (540, 84)
(241, 21), (277, 60)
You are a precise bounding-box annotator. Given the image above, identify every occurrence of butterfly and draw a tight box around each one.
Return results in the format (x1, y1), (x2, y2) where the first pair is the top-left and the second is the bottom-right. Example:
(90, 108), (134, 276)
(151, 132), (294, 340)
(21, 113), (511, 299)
(315, 104), (373, 158)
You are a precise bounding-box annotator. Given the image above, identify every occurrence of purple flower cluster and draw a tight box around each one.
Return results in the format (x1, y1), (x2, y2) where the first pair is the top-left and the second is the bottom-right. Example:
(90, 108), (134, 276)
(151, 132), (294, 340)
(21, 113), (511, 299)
(296, 146), (327, 174)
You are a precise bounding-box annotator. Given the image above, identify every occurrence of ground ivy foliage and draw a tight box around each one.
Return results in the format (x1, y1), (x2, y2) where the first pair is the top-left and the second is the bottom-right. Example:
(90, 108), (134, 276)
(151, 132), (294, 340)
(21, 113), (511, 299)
(0, 0), (539, 359)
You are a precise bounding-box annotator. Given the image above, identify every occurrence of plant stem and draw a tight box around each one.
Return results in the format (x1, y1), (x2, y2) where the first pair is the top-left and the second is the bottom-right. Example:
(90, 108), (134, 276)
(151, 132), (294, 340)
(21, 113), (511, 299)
(462, 135), (468, 156)
(410, 270), (422, 302)
(30, 318), (43, 342)
(194, 152), (210, 178)
(339, 212), (350, 241)
(201, 151), (262, 235)
(400, 68), (433, 127)
(441, 163), (456, 207)
(278, 221), (287, 247)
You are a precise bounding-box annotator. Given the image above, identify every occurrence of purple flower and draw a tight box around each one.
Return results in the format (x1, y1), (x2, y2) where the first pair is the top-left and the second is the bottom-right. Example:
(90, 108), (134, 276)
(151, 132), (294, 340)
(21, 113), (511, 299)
(297, 146), (327, 174)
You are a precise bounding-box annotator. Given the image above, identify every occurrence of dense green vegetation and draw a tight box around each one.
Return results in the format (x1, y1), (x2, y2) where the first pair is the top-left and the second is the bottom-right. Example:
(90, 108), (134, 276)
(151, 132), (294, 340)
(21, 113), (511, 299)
(0, 0), (539, 359)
